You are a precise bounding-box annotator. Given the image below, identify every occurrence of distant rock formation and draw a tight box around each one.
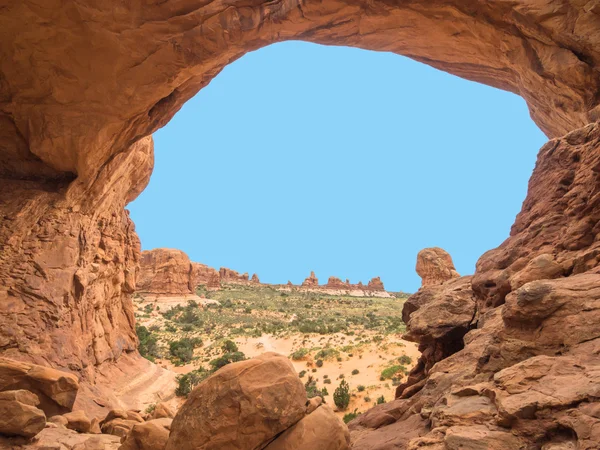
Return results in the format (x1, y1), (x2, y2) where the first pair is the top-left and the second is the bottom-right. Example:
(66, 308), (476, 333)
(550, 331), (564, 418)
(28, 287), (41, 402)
(251, 273), (260, 283)
(367, 277), (385, 291)
(324, 275), (385, 291)
(137, 249), (194, 295)
(219, 267), (249, 283)
(302, 271), (319, 287)
(191, 262), (219, 289)
(415, 247), (460, 287)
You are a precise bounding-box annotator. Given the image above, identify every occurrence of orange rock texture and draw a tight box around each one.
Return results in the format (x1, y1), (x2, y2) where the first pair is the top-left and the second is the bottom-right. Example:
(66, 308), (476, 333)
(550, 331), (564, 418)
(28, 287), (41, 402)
(2, 1), (600, 449)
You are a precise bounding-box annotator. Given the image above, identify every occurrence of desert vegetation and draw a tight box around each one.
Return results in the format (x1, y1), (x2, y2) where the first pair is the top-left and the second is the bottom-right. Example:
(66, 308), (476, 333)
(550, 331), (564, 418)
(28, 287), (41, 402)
(134, 284), (417, 415)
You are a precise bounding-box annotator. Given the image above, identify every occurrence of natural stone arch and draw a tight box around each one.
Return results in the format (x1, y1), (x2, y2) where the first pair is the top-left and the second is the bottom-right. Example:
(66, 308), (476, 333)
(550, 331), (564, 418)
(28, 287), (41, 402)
(1, 1), (600, 183)
(2, 1), (600, 445)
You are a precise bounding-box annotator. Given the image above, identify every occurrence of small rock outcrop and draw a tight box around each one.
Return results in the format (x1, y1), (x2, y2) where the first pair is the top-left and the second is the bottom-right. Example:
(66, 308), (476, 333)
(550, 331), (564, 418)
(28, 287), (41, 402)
(166, 353), (307, 450)
(416, 247), (460, 287)
(251, 273), (260, 283)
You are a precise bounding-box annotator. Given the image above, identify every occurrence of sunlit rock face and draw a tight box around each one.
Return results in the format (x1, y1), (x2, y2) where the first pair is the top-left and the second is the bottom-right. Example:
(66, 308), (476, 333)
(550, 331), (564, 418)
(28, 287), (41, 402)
(1, 1), (600, 448)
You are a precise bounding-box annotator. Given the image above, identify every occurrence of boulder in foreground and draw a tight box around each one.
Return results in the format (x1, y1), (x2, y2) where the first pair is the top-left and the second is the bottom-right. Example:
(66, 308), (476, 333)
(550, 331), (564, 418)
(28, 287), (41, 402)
(165, 352), (307, 450)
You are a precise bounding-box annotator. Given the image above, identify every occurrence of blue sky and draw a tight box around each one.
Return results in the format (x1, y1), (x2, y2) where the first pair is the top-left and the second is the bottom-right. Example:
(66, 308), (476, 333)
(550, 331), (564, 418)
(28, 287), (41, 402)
(128, 41), (547, 293)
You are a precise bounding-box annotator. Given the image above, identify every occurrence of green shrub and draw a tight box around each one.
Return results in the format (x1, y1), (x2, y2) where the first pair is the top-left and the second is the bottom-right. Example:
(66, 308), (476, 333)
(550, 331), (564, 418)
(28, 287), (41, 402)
(381, 365), (402, 380)
(169, 337), (202, 363)
(209, 351), (246, 371)
(290, 348), (309, 360)
(333, 380), (350, 411)
(316, 359), (324, 368)
(364, 396), (371, 402)
(221, 340), (238, 353)
(343, 409), (360, 424)
(175, 368), (209, 397)
(352, 369), (359, 375)
(145, 403), (156, 414)
(357, 385), (365, 392)
(304, 376), (327, 400)
(399, 355), (413, 365)
(299, 370), (307, 378)
(324, 378), (331, 384)
(376, 395), (386, 405)
(136, 325), (159, 361)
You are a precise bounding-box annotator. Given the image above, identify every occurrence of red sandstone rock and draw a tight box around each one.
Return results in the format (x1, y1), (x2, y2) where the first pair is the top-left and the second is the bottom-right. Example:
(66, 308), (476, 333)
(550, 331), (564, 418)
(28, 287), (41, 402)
(416, 248), (460, 287)
(251, 273), (260, 283)
(137, 249), (193, 295)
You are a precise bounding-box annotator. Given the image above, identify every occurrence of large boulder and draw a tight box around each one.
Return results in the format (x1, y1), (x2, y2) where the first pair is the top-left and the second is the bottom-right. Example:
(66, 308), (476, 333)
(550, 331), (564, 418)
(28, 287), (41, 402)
(0, 390), (46, 438)
(119, 418), (172, 450)
(165, 353), (306, 450)
(416, 248), (460, 287)
(264, 405), (350, 450)
(0, 358), (79, 416)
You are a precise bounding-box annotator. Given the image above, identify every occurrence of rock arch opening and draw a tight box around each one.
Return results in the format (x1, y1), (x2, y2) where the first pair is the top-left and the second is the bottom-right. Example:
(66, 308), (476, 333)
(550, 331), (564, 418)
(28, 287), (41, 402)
(129, 41), (545, 292)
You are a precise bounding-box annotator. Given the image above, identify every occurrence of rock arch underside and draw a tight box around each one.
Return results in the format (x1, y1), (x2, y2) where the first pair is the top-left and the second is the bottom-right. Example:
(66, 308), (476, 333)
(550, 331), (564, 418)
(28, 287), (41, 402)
(1, 1), (600, 449)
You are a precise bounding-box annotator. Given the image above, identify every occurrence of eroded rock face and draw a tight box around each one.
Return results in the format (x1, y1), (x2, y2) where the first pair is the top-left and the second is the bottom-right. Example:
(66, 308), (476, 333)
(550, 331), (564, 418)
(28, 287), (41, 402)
(474, 123), (600, 312)
(416, 248), (460, 287)
(0, 137), (153, 373)
(166, 353), (307, 450)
